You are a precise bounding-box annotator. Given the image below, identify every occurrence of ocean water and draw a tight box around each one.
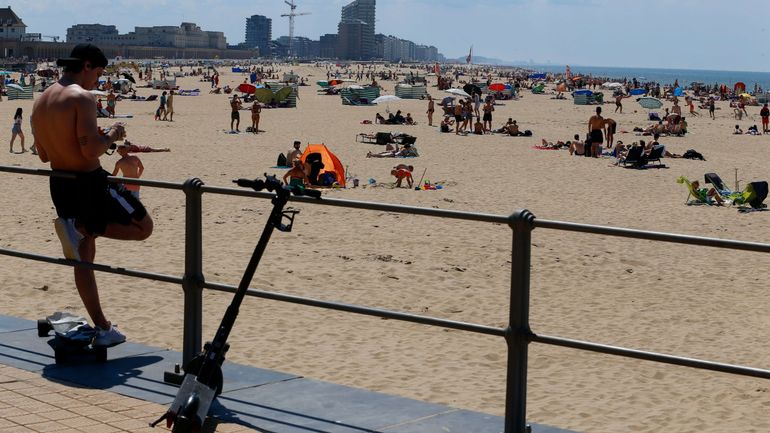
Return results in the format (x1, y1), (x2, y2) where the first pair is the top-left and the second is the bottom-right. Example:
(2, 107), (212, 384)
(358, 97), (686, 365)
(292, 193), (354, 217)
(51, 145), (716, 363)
(529, 64), (770, 91)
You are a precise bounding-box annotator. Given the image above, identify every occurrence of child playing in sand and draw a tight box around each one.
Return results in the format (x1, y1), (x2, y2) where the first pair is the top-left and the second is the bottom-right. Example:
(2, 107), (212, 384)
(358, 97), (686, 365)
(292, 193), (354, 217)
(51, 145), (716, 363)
(112, 145), (145, 199)
(391, 165), (414, 188)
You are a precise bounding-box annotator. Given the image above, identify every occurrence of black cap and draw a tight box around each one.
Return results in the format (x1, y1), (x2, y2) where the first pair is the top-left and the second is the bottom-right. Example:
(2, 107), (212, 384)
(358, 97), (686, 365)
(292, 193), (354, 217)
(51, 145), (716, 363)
(57, 44), (108, 68)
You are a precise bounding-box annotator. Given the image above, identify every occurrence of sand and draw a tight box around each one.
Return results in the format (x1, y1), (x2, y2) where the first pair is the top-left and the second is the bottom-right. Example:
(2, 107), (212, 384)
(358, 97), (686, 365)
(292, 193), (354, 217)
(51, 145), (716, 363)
(0, 64), (769, 433)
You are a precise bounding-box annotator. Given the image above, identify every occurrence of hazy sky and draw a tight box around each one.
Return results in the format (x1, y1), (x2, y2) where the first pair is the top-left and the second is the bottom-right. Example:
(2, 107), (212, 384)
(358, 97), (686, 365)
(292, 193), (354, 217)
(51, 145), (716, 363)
(9, 0), (770, 72)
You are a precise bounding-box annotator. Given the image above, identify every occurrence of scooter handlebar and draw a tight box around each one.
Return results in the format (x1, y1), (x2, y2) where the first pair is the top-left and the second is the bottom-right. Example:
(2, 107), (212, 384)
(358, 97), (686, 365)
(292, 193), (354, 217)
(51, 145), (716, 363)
(234, 176), (322, 199)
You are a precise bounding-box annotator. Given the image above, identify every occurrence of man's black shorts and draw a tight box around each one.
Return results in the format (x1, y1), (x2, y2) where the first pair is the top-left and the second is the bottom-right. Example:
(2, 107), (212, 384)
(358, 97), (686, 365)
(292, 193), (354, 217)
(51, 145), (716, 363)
(231, 111), (240, 120)
(50, 168), (147, 236)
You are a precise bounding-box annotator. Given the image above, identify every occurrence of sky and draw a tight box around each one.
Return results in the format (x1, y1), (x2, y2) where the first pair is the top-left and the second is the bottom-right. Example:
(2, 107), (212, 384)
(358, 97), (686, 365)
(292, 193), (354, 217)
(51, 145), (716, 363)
(8, 0), (770, 72)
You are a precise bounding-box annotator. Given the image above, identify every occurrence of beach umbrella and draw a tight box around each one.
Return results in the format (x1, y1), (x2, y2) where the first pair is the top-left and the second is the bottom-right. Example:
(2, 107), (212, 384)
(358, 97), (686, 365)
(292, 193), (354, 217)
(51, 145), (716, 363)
(121, 72), (136, 84)
(238, 83), (256, 94)
(446, 88), (470, 97)
(329, 79), (343, 86)
(274, 86), (293, 102)
(637, 97), (663, 109)
(462, 83), (481, 96)
(603, 82), (622, 89)
(348, 84), (364, 90)
(316, 80), (328, 87)
(629, 88), (646, 96)
(488, 83), (506, 92)
(372, 95), (402, 104)
(7, 83), (24, 91)
(253, 88), (274, 103)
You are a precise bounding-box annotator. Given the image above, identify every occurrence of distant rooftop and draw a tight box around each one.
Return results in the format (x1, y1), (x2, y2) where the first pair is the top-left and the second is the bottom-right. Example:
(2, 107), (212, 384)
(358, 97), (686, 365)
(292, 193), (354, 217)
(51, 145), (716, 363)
(0, 6), (25, 26)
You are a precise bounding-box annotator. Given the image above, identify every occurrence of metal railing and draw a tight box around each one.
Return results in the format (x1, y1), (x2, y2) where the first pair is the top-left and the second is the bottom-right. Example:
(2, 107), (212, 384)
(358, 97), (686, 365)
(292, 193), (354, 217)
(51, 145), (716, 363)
(1, 165), (769, 433)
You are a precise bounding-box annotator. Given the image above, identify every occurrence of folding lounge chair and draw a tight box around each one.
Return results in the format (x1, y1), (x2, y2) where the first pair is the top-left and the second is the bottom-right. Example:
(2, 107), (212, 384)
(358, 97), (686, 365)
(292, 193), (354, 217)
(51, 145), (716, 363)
(356, 133), (377, 144)
(399, 135), (417, 146)
(731, 181), (768, 209)
(677, 176), (720, 205)
(620, 146), (644, 167)
(375, 132), (393, 145)
(704, 172), (734, 195)
(645, 146), (665, 166)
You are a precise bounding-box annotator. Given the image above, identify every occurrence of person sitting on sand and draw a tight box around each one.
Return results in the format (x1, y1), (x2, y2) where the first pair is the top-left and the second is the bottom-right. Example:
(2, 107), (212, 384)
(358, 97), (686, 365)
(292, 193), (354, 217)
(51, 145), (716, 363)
(734, 124), (743, 134)
(568, 134), (585, 155)
(747, 124), (760, 135)
(494, 118), (515, 134)
(391, 164), (414, 188)
(473, 118), (484, 135)
(405, 113), (416, 125)
(506, 120), (522, 136)
(392, 110), (406, 125)
(287, 140), (303, 163)
(647, 134), (682, 158)
(440, 116), (454, 133)
(282, 159), (311, 188)
(375, 113), (386, 124)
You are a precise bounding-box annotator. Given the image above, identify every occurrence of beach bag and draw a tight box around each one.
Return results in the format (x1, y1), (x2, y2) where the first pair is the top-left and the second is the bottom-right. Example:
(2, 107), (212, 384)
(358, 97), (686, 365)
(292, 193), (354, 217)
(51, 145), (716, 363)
(277, 153), (287, 167)
(523, 130), (533, 137)
(682, 149), (705, 160)
(648, 112), (661, 121)
(319, 172), (336, 187)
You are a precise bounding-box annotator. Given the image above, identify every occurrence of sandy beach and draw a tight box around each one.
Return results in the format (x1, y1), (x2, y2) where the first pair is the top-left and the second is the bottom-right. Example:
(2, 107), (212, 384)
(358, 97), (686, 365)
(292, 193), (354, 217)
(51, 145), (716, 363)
(1, 64), (769, 433)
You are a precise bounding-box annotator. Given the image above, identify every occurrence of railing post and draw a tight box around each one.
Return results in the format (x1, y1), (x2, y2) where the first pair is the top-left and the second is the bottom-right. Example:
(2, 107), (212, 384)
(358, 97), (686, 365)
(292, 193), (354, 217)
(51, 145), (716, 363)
(182, 178), (205, 367)
(505, 209), (535, 433)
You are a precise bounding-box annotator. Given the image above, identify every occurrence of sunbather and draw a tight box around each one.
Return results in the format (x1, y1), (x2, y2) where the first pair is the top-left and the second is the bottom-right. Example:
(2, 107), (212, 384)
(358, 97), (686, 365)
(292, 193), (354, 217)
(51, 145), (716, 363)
(122, 140), (170, 153)
(691, 180), (724, 205)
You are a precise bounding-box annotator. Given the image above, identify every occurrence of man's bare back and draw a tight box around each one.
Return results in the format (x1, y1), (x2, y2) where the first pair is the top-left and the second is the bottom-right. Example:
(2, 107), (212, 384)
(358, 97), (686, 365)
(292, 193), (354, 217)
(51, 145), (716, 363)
(33, 80), (125, 171)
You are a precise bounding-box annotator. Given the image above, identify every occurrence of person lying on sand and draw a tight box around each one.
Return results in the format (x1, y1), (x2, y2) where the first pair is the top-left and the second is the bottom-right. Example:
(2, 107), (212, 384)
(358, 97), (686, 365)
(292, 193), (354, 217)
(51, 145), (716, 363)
(122, 140), (170, 152)
(367, 143), (419, 158)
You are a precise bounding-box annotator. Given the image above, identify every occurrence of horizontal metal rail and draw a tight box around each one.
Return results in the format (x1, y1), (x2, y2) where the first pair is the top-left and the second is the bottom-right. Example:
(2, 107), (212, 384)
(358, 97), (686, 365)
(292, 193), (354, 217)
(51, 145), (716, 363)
(0, 247), (183, 286)
(531, 333), (770, 380)
(203, 281), (506, 337)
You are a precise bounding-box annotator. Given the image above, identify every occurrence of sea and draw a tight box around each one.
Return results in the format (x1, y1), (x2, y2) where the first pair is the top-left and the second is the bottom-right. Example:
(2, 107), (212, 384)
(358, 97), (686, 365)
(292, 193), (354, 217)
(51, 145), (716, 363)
(527, 64), (770, 91)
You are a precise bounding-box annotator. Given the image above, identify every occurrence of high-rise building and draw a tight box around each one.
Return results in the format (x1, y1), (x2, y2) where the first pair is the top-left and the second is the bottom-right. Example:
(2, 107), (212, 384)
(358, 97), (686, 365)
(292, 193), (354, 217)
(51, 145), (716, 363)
(319, 33), (337, 58)
(245, 15), (271, 56)
(336, 0), (375, 60)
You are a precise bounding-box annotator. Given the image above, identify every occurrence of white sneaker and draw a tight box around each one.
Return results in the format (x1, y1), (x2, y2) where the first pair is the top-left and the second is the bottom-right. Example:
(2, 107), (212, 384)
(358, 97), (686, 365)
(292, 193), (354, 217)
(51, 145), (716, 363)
(53, 217), (84, 261)
(93, 324), (126, 347)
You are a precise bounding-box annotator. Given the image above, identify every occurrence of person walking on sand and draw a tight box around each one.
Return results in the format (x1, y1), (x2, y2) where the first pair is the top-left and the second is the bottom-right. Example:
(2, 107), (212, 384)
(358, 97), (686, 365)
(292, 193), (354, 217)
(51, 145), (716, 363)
(9, 107), (25, 153)
(31, 43), (154, 347)
(111, 144), (144, 199)
(106, 90), (116, 118)
(587, 106), (605, 158)
(708, 97), (716, 120)
(760, 103), (769, 134)
(162, 90), (174, 121)
(230, 95), (242, 132)
(614, 93), (630, 113)
(250, 101), (261, 133)
(426, 95), (434, 126)
(157, 90), (167, 121)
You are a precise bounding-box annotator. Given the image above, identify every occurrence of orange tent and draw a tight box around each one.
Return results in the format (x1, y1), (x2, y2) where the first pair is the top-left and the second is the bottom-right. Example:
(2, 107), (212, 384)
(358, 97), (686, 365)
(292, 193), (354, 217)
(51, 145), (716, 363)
(300, 144), (346, 187)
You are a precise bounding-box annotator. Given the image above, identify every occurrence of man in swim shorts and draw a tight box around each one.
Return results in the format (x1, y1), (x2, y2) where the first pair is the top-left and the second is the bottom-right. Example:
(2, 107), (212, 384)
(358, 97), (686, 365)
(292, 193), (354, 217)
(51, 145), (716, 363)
(588, 106), (604, 158)
(230, 94), (242, 132)
(31, 44), (154, 347)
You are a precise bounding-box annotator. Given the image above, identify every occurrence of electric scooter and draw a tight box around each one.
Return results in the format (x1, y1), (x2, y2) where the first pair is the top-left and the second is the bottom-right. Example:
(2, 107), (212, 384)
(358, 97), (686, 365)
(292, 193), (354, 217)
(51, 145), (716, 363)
(151, 174), (321, 432)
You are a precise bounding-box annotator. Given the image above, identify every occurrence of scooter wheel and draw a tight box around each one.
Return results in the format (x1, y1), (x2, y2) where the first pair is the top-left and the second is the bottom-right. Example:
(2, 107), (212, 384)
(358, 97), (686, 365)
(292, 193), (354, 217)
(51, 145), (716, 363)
(37, 319), (52, 337)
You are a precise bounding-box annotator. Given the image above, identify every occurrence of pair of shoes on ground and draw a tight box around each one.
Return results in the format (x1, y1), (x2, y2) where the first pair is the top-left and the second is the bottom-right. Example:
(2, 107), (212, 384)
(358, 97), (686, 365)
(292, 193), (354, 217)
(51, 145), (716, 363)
(93, 324), (126, 347)
(54, 217), (84, 261)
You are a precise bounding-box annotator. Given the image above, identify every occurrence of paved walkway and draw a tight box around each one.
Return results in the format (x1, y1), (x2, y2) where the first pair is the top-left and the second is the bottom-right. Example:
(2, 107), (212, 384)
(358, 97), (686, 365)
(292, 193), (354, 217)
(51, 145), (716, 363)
(0, 315), (577, 433)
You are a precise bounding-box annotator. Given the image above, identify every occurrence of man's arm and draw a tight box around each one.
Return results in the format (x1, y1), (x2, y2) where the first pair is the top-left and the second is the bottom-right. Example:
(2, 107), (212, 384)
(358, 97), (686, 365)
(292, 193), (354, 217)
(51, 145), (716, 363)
(136, 159), (144, 178)
(76, 93), (124, 158)
(111, 161), (121, 177)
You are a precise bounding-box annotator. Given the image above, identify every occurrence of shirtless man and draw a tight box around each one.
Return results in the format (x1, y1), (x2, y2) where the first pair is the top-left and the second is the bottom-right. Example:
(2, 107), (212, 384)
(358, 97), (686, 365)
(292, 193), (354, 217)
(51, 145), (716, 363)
(287, 140), (303, 163)
(31, 44), (154, 346)
(282, 159), (310, 188)
(426, 95), (434, 126)
(587, 106), (604, 158)
(162, 89), (174, 121)
(112, 145), (144, 199)
(603, 118), (617, 149)
(250, 101), (262, 133)
(230, 95), (242, 132)
(614, 94), (629, 113)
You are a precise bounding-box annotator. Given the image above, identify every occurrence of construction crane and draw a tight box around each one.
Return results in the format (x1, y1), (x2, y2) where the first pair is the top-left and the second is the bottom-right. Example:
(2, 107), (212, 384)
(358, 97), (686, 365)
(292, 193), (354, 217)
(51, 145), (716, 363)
(280, 0), (310, 58)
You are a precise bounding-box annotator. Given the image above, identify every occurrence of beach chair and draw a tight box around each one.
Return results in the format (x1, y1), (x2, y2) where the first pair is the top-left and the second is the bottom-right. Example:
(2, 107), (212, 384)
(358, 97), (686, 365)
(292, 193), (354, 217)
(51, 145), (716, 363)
(375, 132), (393, 145)
(645, 146), (665, 166)
(619, 146), (644, 167)
(356, 133), (377, 144)
(730, 181), (768, 209)
(677, 176), (724, 205)
(704, 172), (733, 195)
(398, 135), (417, 146)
